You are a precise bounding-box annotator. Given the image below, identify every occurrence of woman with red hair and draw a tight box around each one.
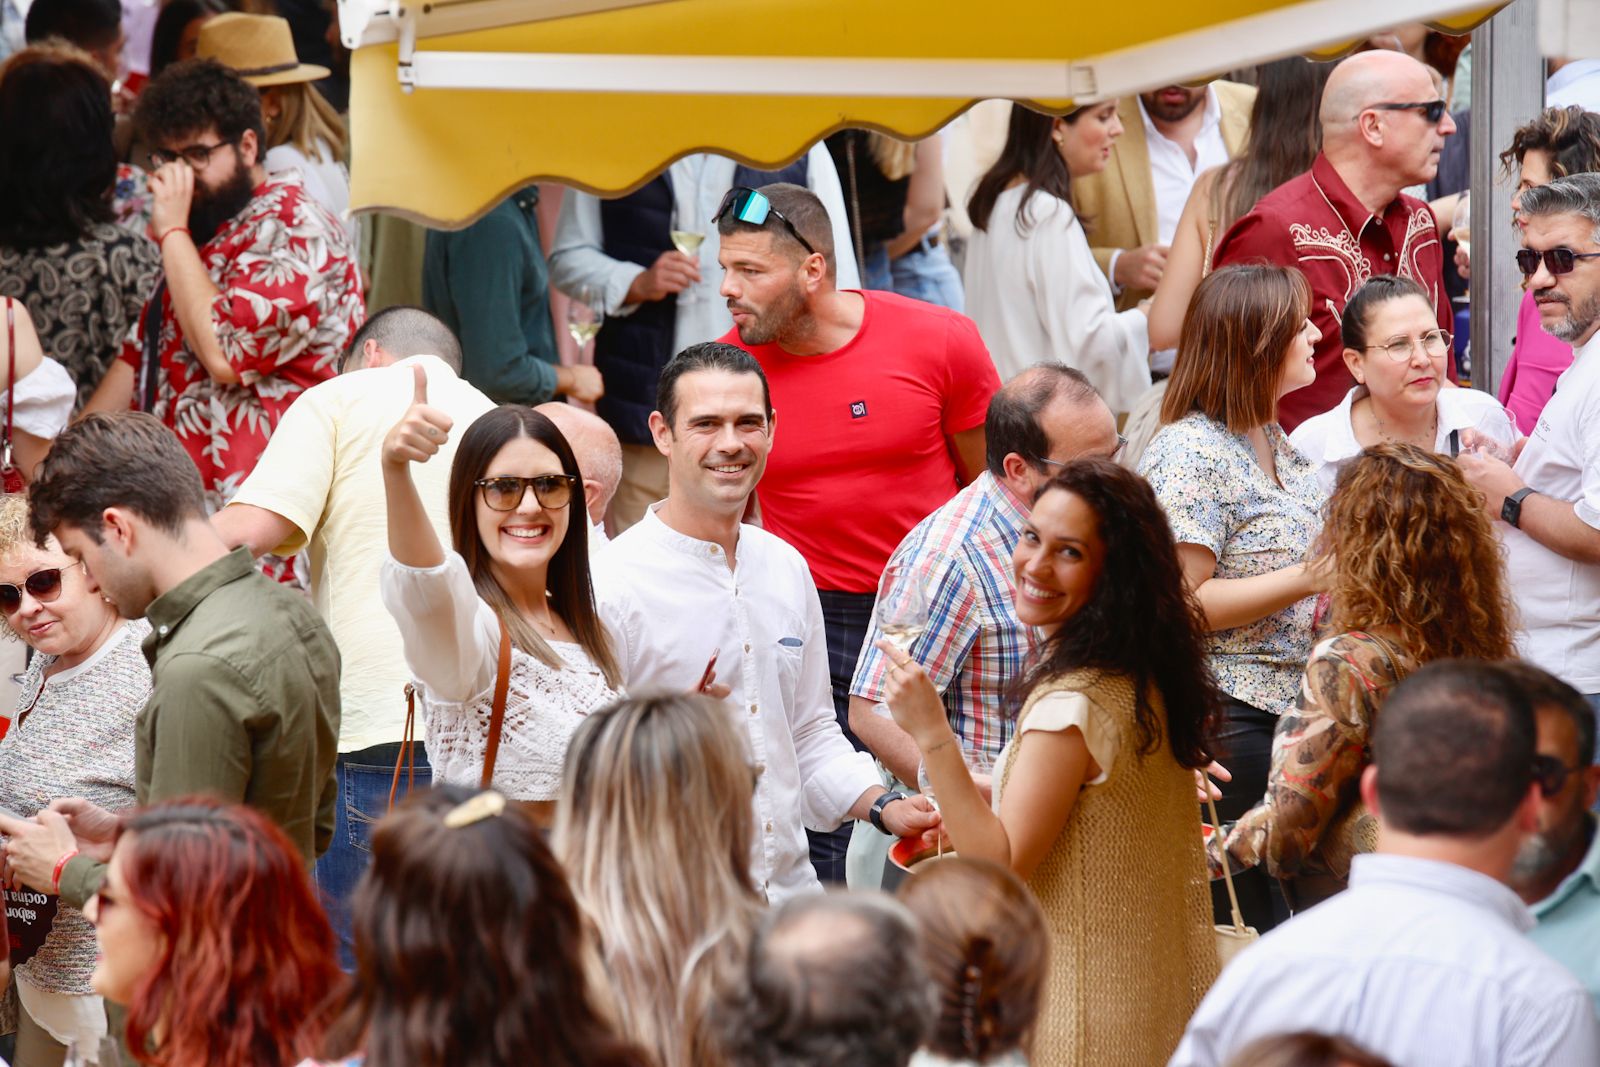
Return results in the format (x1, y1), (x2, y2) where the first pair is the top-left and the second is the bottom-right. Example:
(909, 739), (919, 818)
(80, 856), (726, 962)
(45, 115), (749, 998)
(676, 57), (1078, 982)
(85, 797), (342, 1067)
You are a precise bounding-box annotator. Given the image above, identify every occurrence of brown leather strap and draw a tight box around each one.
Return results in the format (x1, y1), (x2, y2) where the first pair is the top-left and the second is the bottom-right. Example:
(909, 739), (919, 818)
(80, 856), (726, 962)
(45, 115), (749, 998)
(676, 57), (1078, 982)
(480, 614), (512, 789)
(4, 298), (15, 452)
(388, 684), (417, 812)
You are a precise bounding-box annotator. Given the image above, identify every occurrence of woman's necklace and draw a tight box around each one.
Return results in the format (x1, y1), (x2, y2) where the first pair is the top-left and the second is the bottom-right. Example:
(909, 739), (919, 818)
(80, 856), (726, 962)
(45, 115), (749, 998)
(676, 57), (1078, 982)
(527, 590), (558, 638)
(1367, 399), (1437, 449)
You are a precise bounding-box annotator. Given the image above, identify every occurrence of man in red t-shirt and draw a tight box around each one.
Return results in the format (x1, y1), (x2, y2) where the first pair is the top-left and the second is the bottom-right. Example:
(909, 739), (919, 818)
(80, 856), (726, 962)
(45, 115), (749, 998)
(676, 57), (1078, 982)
(714, 182), (1000, 881)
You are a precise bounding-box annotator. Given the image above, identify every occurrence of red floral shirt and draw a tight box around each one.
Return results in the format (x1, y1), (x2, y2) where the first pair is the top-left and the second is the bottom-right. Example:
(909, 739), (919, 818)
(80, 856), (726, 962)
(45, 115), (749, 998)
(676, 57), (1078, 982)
(121, 171), (364, 506)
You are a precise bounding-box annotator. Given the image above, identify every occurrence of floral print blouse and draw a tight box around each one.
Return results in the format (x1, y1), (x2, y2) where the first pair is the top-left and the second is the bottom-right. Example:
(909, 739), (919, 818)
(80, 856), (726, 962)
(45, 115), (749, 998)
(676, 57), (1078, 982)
(1139, 411), (1324, 714)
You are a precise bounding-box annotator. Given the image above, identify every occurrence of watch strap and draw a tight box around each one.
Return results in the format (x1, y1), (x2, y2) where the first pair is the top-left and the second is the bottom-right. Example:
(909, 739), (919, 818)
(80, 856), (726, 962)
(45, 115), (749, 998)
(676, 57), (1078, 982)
(869, 790), (907, 835)
(1503, 487), (1538, 528)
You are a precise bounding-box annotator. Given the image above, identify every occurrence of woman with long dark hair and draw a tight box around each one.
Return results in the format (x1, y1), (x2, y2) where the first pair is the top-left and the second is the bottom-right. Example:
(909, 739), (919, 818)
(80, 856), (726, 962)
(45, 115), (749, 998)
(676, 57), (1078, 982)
(86, 798), (341, 1067)
(380, 384), (621, 825)
(881, 458), (1220, 1067)
(962, 104), (1151, 413)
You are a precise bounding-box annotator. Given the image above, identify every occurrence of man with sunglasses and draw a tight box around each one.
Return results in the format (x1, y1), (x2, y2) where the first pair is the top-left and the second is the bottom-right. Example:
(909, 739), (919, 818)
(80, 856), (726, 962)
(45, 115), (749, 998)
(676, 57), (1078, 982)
(1212, 49), (1454, 431)
(1461, 174), (1600, 713)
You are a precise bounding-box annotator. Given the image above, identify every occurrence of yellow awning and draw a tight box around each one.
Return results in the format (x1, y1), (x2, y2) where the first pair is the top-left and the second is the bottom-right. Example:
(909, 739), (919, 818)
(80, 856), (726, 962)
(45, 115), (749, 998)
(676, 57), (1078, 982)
(343, 0), (1499, 228)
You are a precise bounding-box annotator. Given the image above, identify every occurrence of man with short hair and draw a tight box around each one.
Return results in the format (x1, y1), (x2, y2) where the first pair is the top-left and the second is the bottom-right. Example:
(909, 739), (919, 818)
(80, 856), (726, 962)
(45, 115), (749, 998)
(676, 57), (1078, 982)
(1460, 173), (1600, 706)
(213, 304), (494, 964)
(592, 342), (937, 903)
(1212, 49), (1454, 429)
(1171, 661), (1600, 1066)
(535, 401), (622, 549)
(716, 181), (1000, 880)
(22, 0), (122, 77)
(717, 892), (934, 1067)
(2, 411), (341, 910)
(843, 365), (1120, 887)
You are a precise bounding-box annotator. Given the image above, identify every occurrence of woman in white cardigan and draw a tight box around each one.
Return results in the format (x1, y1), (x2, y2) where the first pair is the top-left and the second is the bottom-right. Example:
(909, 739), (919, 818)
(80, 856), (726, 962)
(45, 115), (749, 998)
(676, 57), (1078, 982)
(963, 104), (1151, 412)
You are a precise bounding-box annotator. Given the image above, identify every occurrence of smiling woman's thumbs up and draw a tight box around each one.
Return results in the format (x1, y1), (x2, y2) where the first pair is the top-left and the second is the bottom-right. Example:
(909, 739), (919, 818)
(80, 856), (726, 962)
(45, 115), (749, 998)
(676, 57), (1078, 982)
(382, 363), (456, 468)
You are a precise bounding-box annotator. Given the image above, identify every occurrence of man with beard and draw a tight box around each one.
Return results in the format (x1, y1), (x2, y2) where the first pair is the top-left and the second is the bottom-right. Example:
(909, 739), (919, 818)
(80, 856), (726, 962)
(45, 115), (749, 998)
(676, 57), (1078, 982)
(713, 183), (998, 882)
(86, 58), (362, 584)
(1499, 663), (1600, 1013)
(1462, 174), (1600, 708)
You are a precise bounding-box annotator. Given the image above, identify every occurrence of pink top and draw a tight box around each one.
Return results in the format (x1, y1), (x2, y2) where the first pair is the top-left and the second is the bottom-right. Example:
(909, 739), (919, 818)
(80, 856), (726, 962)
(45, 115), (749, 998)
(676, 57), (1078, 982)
(1499, 290), (1574, 433)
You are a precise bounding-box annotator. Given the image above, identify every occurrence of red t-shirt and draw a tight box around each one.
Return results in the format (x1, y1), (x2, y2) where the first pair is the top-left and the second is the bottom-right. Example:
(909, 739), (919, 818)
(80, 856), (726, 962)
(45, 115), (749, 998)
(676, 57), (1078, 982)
(721, 290), (1000, 593)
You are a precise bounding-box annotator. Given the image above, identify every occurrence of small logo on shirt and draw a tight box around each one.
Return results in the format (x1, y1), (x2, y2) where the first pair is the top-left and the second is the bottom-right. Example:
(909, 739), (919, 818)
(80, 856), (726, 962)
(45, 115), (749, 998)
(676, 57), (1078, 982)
(849, 400), (868, 419)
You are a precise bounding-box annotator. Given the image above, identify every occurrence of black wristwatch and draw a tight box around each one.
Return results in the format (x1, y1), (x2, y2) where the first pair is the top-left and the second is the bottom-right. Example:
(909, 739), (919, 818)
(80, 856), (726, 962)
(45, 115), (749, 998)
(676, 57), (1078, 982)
(1502, 487), (1539, 528)
(869, 790), (908, 835)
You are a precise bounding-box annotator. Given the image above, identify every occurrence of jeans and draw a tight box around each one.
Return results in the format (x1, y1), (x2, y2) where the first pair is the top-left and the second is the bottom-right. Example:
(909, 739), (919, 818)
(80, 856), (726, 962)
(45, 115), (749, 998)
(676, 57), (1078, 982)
(809, 589), (877, 884)
(861, 238), (965, 313)
(316, 741), (432, 969)
(1209, 696), (1289, 933)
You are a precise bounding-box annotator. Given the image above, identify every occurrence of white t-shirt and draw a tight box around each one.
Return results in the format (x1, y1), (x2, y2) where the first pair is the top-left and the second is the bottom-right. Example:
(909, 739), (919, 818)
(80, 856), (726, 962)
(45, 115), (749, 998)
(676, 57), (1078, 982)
(1506, 332), (1600, 692)
(994, 688), (1121, 800)
(227, 356), (497, 750)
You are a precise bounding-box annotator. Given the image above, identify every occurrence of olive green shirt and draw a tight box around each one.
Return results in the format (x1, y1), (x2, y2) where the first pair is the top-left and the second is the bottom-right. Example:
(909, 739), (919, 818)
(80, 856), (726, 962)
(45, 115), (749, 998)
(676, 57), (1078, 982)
(58, 548), (341, 907)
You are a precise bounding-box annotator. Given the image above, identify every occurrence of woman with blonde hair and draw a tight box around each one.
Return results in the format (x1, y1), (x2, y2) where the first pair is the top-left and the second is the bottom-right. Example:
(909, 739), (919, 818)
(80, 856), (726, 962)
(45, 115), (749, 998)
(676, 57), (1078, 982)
(554, 692), (764, 1067)
(1209, 443), (1516, 911)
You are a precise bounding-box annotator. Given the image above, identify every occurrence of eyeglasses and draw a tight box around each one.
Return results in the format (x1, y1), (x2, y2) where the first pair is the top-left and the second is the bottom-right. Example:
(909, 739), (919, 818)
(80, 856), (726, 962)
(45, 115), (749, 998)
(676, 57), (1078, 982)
(1369, 99), (1448, 124)
(474, 474), (578, 512)
(0, 562), (83, 615)
(1514, 247), (1600, 277)
(1034, 435), (1128, 467)
(1533, 753), (1585, 797)
(149, 138), (237, 169)
(713, 187), (819, 256)
(1362, 329), (1452, 362)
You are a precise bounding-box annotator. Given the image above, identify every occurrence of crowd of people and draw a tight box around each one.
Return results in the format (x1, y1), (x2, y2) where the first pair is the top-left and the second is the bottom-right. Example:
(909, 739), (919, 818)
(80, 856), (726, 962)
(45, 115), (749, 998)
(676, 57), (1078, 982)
(0, 2), (1596, 1065)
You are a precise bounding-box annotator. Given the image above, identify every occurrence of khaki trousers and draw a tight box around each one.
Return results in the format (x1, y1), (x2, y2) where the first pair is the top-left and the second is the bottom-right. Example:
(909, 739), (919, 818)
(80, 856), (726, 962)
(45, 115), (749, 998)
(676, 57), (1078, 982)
(606, 443), (670, 535)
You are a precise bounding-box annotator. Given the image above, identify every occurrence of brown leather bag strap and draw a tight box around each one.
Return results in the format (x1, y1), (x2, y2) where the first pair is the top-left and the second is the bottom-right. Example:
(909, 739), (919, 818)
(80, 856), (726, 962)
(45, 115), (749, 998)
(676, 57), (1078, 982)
(4, 298), (15, 451)
(388, 683), (417, 812)
(480, 614), (512, 789)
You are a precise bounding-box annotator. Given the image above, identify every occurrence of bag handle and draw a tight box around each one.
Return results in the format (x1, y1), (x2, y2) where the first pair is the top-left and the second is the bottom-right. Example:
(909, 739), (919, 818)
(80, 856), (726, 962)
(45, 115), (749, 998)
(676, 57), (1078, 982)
(4, 298), (15, 457)
(480, 614), (512, 789)
(387, 684), (417, 812)
(1206, 784), (1250, 936)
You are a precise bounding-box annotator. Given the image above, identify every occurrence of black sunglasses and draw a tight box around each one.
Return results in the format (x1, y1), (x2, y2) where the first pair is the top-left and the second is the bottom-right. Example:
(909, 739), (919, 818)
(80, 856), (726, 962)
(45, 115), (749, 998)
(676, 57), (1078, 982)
(0, 562), (82, 615)
(1370, 99), (1448, 123)
(713, 187), (818, 256)
(1533, 753), (1586, 798)
(1515, 247), (1600, 277)
(474, 474), (578, 512)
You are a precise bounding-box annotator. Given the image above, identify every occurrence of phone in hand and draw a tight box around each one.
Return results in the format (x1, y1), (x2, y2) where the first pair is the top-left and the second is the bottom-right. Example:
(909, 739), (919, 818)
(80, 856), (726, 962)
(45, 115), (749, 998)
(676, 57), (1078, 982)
(696, 648), (721, 693)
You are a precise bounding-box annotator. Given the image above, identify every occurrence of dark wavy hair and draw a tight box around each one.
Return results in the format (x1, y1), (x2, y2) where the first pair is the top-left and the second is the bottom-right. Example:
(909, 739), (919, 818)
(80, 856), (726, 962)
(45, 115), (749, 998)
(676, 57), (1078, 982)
(114, 798), (342, 1067)
(323, 785), (647, 1067)
(1499, 105), (1600, 182)
(1015, 460), (1218, 769)
(148, 0), (228, 77)
(133, 57), (263, 150)
(0, 44), (116, 247)
(967, 104), (1084, 236)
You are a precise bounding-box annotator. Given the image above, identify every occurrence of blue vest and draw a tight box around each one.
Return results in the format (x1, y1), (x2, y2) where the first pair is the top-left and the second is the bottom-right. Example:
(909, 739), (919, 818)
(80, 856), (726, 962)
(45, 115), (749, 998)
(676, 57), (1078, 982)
(594, 158), (810, 443)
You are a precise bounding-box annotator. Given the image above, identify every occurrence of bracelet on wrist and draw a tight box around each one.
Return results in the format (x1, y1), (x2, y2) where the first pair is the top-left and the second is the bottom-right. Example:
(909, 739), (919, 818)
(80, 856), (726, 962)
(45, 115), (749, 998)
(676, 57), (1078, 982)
(922, 734), (956, 757)
(157, 226), (190, 247)
(50, 848), (79, 894)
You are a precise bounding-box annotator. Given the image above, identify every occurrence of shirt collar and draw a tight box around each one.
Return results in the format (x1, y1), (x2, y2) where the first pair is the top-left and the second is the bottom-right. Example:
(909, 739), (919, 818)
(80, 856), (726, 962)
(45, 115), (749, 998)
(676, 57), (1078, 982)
(637, 501), (742, 565)
(982, 471), (1030, 529)
(1350, 852), (1536, 932)
(144, 548), (256, 647)
(1311, 152), (1401, 237)
(1530, 817), (1600, 918)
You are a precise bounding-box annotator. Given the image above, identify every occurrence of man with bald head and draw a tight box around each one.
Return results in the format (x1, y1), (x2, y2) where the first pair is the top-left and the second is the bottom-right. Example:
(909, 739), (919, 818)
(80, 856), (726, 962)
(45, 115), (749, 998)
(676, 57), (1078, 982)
(1212, 49), (1455, 430)
(536, 401), (622, 549)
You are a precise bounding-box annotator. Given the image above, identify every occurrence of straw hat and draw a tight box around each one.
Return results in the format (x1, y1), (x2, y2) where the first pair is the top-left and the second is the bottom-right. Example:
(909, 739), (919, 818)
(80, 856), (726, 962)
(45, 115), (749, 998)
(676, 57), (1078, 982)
(195, 12), (330, 87)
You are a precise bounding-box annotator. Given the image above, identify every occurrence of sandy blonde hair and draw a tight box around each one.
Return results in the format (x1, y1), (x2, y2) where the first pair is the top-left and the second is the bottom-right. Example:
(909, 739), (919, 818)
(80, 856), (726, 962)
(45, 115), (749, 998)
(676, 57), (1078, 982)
(264, 81), (346, 161)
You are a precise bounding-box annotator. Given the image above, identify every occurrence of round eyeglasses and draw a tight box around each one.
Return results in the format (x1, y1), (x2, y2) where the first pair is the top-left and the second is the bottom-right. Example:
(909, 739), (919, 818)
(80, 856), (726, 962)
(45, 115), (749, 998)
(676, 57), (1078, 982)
(1362, 330), (1452, 362)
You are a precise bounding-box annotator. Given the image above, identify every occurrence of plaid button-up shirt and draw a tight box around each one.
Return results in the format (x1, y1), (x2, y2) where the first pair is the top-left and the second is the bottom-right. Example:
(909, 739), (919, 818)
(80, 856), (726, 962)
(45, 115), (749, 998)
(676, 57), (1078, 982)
(850, 472), (1035, 760)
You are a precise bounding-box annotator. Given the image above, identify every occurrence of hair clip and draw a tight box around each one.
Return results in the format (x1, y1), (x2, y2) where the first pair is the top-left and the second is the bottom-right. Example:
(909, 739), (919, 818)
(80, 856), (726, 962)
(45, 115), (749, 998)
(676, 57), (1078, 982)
(443, 790), (506, 829)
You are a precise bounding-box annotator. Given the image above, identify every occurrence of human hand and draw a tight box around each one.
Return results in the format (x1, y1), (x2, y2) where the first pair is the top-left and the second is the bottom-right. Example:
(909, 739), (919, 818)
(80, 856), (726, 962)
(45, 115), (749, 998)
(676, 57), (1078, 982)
(148, 161), (195, 238)
(558, 364), (604, 404)
(1195, 760), (1232, 803)
(875, 639), (949, 747)
(1457, 428), (1514, 464)
(48, 798), (119, 862)
(1457, 450), (1524, 517)
(382, 364), (454, 468)
(1302, 552), (1335, 596)
(624, 251), (701, 304)
(0, 809), (81, 892)
(880, 792), (941, 838)
(1114, 244), (1170, 291)
(1453, 240), (1470, 281)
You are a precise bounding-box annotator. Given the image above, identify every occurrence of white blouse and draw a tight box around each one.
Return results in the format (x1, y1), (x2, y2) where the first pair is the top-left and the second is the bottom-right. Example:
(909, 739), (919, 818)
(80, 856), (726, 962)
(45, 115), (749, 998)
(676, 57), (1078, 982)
(6, 356), (74, 440)
(963, 185), (1150, 412)
(379, 552), (617, 801)
(993, 689), (1120, 808)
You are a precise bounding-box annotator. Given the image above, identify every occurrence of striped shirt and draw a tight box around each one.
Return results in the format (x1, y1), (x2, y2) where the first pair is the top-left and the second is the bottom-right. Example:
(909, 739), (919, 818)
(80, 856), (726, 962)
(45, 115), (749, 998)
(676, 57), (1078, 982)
(849, 473), (1035, 759)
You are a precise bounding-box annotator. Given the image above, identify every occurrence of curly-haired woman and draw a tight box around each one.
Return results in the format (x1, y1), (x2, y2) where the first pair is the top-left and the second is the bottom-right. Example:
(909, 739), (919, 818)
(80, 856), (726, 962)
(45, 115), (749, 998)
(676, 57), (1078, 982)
(1209, 443), (1516, 911)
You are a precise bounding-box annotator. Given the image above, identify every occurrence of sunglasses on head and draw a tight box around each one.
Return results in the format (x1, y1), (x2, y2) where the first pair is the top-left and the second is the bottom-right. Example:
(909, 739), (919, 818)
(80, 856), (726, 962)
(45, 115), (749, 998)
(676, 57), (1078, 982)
(0, 562), (82, 615)
(713, 187), (818, 256)
(474, 474), (578, 512)
(1533, 753), (1585, 798)
(1370, 99), (1448, 123)
(1515, 247), (1600, 277)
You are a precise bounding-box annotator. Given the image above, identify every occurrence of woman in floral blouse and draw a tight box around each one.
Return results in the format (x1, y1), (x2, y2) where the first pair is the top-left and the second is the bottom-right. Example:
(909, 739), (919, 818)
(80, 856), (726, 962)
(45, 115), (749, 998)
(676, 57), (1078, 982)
(1139, 264), (1329, 933)
(1208, 443), (1515, 911)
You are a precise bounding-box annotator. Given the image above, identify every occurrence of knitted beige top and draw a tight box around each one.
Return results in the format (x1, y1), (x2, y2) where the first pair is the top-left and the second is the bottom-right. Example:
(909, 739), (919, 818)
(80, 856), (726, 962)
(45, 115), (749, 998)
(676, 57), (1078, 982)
(997, 670), (1219, 1066)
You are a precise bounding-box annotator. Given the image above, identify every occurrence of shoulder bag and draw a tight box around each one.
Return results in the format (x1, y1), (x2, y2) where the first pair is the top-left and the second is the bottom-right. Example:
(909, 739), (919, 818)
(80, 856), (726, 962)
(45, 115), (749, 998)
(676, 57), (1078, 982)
(2, 299), (24, 494)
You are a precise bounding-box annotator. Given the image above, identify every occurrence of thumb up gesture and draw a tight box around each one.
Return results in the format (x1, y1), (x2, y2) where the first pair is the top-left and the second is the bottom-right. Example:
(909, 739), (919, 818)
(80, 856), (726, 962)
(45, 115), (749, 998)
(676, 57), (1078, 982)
(382, 364), (455, 468)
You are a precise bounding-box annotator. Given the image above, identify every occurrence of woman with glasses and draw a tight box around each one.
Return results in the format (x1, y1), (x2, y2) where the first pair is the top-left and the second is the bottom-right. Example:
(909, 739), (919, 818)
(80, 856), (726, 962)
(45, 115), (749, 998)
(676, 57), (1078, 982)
(0, 492), (147, 1064)
(379, 381), (622, 825)
(1290, 276), (1513, 492)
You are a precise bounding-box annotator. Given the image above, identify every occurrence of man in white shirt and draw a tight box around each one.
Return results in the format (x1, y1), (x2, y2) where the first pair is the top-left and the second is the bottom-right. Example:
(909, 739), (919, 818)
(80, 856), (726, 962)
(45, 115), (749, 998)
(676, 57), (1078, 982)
(211, 305), (496, 963)
(1171, 661), (1600, 1067)
(1461, 174), (1600, 706)
(591, 341), (936, 901)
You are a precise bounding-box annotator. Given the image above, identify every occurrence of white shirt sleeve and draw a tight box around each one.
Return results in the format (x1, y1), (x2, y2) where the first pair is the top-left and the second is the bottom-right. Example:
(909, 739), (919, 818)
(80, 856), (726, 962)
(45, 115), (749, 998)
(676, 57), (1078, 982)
(1019, 689), (1120, 784)
(1569, 389), (1600, 531)
(547, 188), (649, 317)
(7, 356), (74, 440)
(804, 142), (862, 290)
(378, 552), (499, 703)
(791, 574), (878, 830)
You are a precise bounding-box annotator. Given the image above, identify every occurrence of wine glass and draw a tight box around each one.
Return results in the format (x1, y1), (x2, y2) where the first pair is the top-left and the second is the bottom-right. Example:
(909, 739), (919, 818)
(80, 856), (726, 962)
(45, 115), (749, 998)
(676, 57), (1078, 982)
(1459, 406), (1519, 463)
(876, 561), (929, 655)
(65, 1037), (122, 1066)
(916, 746), (993, 860)
(1451, 192), (1471, 303)
(670, 202), (705, 304)
(565, 285), (604, 351)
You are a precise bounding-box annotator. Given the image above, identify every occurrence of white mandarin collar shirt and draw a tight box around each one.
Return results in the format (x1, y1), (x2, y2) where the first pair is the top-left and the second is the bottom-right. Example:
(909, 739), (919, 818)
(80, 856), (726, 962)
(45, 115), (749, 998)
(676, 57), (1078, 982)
(592, 505), (878, 903)
(1139, 87), (1230, 248)
(1170, 853), (1600, 1067)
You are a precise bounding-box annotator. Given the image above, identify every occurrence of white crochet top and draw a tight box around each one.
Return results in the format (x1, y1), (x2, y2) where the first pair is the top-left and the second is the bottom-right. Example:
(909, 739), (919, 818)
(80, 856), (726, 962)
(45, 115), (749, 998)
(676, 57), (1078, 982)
(379, 552), (618, 800)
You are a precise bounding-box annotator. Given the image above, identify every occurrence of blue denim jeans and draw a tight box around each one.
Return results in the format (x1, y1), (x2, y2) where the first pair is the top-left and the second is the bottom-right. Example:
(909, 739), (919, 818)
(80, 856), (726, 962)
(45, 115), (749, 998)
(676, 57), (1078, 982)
(861, 238), (965, 313)
(316, 741), (432, 970)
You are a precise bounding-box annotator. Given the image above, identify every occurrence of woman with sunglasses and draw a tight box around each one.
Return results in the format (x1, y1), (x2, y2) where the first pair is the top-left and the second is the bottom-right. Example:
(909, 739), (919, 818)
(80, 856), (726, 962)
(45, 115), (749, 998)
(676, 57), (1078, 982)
(0, 493), (147, 1064)
(380, 372), (622, 825)
(1289, 276), (1514, 492)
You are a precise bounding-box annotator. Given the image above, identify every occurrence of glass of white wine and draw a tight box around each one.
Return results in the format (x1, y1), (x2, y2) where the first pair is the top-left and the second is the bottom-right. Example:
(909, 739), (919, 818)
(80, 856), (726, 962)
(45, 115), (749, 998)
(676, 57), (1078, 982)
(876, 561), (929, 654)
(670, 203), (705, 305)
(566, 285), (604, 350)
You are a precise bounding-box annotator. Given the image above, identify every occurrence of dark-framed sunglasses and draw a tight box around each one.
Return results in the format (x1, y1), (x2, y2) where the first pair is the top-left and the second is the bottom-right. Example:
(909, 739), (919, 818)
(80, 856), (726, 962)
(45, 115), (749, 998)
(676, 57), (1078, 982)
(1515, 247), (1600, 277)
(149, 137), (239, 169)
(1370, 99), (1448, 123)
(0, 561), (83, 615)
(713, 187), (818, 256)
(474, 474), (578, 512)
(1533, 753), (1586, 797)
